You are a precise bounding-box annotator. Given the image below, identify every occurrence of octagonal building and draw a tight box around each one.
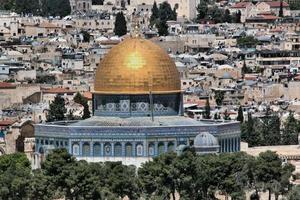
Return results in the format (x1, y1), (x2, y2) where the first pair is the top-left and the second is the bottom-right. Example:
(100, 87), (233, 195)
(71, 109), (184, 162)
(35, 37), (241, 166)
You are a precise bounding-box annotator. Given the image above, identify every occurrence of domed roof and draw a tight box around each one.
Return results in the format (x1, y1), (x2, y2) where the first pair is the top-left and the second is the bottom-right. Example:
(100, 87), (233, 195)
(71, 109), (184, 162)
(94, 37), (181, 94)
(221, 72), (233, 79)
(194, 132), (219, 148)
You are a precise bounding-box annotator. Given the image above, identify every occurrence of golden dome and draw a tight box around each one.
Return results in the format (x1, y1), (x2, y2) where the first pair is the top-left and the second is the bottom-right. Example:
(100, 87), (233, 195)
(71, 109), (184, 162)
(94, 38), (181, 94)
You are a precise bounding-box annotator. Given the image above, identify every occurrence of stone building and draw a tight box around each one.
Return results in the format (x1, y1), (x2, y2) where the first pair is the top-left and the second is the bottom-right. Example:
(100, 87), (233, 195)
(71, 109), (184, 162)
(69, 0), (92, 13)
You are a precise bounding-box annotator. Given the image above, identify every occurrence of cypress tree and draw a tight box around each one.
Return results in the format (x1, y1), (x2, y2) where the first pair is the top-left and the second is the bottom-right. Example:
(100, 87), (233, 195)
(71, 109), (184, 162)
(150, 1), (159, 26)
(279, 0), (284, 17)
(235, 10), (241, 23)
(47, 95), (67, 122)
(114, 12), (127, 36)
(157, 20), (168, 36)
(203, 99), (211, 119)
(224, 9), (232, 23)
(237, 106), (244, 122)
(74, 92), (91, 120)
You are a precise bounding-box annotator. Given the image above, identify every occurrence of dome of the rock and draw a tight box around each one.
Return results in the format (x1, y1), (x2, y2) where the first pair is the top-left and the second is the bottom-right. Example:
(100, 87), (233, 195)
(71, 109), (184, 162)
(94, 37), (181, 94)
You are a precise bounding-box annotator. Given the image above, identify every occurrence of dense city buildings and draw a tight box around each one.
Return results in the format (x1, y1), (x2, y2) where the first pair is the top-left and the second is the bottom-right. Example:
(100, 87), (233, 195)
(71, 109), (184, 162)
(0, 0), (300, 198)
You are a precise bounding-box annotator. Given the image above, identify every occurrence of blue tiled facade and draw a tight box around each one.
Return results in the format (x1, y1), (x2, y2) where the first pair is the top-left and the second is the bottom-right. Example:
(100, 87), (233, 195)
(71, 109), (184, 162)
(34, 120), (241, 158)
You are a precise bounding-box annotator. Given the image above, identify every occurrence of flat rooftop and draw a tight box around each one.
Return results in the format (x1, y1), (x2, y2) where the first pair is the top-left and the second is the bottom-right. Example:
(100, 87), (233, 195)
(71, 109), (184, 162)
(47, 116), (228, 127)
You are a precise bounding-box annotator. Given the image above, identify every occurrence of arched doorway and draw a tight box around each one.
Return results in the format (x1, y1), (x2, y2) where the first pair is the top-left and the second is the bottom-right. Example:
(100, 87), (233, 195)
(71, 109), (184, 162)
(16, 121), (34, 152)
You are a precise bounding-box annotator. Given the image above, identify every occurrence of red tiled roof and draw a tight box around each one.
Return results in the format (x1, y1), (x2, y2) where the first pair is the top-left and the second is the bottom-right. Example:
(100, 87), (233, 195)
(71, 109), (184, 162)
(83, 91), (92, 100)
(0, 120), (15, 127)
(266, 1), (289, 8)
(0, 82), (16, 89)
(294, 74), (300, 81)
(232, 2), (252, 8)
(43, 88), (75, 94)
(261, 15), (279, 20)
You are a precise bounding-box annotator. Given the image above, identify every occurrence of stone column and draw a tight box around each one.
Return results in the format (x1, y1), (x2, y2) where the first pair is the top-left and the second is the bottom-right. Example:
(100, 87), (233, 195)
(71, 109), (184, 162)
(121, 142), (125, 157)
(154, 141), (158, 156)
(68, 140), (72, 155)
(143, 141), (147, 157)
(100, 143), (104, 157)
(111, 142), (114, 157)
(79, 141), (83, 157)
(90, 141), (93, 157)
(132, 142), (136, 157)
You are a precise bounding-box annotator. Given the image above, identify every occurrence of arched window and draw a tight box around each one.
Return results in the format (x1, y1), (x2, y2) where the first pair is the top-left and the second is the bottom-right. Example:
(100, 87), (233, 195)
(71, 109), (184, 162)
(136, 144), (143, 156)
(114, 143), (122, 156)
(82, 142), (90, 156)
(167, 142), (174, 152)
(125, 143), (132, 157)
(158, 142), (164, 155)
(104, 143), (111, 156)
(93, 143), (101, 156)
(72, 143), (79, 156)
(148, 143), (154, 156)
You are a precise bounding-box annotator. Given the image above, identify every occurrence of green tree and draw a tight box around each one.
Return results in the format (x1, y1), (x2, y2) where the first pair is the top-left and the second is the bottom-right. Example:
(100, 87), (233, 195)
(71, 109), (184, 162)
(114, 12), (127, 36)
(29, 169), (55, 200)
(80, 30), (90, 43)
(138, 153), (179, 200)
(105, 162), (140, 200)
(150, 1), (159, 26)
(279, 0), (284, 17)
(224, 9), (232, 23)
(44, 0), (71, 17)
(290, 1), (300, 10)
(197, 0), (208, 20)
(204, 98), (211, 119)
(0, 153), (32, 200)
(286, 185), (300, 200)
(47, 95), (67, 122)
(74, 92), (91, 119)
(157, 19), (168, 36)
(282, 111), (299, 145)
(234, 10), (242, 23)
(224, 109), (231, 120)
(242, 58), (251, 77)
(237, 106), (244, 122)
(237, 36), (259, 48)
(241, 113), (261, 147)
(210, 6), (224, 23)
(260, 109), (281, 146)
(255, 151), (287, 200)
(158, 1), (176, 21)
(215, 90), (224, 106)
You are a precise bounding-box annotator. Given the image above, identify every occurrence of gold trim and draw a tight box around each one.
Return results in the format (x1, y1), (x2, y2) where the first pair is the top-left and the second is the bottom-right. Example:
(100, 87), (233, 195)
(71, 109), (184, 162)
(92, 90), (183, 95)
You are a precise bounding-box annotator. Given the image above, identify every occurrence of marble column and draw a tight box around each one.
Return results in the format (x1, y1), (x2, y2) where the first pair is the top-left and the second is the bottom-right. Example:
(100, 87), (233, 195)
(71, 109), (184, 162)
(154, 141), (158, 156)
(111, 142), (114, 157)
(100, 143), (104, 157)
(132, 142), (136, 157)
(68, 140), (72, 155)
(79, 141), (83, 156)
(90, 141), (93, 157)
(121, 142), (125, 157)
(143, 141), (147, 157)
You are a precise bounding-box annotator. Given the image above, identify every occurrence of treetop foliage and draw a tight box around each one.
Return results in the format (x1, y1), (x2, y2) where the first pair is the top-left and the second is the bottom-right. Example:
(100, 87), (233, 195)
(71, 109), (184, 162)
(0, 149), (298, 200)
(0, 0), (71, 17)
